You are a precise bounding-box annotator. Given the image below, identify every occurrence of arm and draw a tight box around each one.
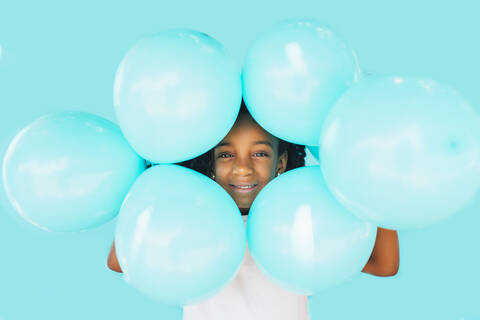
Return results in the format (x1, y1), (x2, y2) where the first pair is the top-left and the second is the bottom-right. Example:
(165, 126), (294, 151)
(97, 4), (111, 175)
(107, 241), (123, 273)
(361, 227), (399, 277)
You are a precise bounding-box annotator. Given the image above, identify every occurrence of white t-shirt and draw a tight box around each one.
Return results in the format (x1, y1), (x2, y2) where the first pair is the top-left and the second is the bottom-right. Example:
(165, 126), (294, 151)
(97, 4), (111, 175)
(182, 214), (310, 320)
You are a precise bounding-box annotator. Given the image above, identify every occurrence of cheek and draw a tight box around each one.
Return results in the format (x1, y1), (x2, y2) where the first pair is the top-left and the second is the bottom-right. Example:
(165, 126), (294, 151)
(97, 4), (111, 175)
(213, 161), (230, 178)
(256, 162), (276, 181)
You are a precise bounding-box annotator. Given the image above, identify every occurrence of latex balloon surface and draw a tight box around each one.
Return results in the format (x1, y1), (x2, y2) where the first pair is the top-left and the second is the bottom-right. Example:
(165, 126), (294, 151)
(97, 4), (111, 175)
(242, 19), (361, 146)
(320, 76), (480, 229)
(114, 29), (242, 164)
(115, 164), (246, 306)
(2, 111), (145, 232)
(247, 166), (376, 295)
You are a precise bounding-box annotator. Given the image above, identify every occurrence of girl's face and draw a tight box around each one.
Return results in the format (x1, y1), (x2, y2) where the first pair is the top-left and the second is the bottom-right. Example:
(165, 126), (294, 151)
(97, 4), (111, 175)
(212, 113), (288, 212)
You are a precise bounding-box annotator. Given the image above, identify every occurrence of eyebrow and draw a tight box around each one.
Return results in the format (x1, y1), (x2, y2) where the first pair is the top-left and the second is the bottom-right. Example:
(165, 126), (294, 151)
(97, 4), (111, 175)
(215, 140), (274, 149)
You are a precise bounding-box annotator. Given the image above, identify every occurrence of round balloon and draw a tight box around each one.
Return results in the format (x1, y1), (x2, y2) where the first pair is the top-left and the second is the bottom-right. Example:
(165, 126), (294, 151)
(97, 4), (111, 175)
(2, 111), (145, 232)
(115, 164), (246, 306)
(114, 29), (242, 164)
(242, 19), (361, 146)
(320, 76), (480, 229)
(247, 166), (376, 295)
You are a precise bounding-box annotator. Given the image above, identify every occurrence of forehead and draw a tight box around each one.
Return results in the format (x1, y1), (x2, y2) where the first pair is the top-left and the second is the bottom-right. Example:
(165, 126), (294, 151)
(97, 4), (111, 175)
(215, 113), (278, 148)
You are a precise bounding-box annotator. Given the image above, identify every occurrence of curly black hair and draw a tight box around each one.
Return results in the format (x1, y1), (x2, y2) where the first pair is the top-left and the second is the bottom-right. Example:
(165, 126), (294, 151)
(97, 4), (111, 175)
(173, 100), (306, 178)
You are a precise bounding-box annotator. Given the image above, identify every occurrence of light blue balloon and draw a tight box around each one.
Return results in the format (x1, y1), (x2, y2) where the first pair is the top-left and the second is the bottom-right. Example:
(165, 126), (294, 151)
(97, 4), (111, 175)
(247, 166), (376, 295)
(115, 164), (246, 306)
(114, 29), (242, 164)
(320, 76), (480, 229)
(2, 111), (145, 232)
(242, 19), (361, 146)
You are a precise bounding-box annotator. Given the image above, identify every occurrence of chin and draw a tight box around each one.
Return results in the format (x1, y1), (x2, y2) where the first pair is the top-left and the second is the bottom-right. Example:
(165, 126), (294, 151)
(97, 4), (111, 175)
(235, 200), (253, 210)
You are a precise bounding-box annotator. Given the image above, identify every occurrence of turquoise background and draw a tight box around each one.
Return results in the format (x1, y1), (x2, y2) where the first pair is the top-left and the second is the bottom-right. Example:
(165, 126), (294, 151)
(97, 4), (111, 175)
(0, 1), (479, 319)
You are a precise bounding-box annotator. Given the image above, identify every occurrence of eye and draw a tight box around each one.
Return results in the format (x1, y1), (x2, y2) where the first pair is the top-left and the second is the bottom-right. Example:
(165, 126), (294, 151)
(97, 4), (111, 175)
(254, 152), (269, 157)
(217, 153), (232, 159)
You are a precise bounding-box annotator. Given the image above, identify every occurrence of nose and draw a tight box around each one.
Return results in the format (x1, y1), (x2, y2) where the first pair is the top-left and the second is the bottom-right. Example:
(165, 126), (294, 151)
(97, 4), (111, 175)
(232, 156), (254, 176)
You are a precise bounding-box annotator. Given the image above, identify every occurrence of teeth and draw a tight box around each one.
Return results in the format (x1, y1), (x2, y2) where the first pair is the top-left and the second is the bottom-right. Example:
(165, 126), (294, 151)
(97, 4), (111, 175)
(236, 185), (255, 189)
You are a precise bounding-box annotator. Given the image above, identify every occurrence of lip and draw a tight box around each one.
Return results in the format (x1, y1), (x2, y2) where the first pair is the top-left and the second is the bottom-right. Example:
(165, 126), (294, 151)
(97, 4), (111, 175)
(229, 183), (258, 193)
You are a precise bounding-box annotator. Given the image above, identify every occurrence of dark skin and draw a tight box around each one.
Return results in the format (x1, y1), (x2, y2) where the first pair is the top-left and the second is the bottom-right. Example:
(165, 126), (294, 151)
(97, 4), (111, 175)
(108, 113), (400, 277)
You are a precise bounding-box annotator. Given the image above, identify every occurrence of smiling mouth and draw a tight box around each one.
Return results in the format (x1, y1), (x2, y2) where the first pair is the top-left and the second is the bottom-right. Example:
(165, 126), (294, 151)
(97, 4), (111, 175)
(230, 184), (258, 192)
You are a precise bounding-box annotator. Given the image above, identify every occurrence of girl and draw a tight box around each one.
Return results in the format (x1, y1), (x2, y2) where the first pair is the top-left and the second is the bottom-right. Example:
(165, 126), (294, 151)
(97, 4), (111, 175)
(107, 101), (399, 319)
